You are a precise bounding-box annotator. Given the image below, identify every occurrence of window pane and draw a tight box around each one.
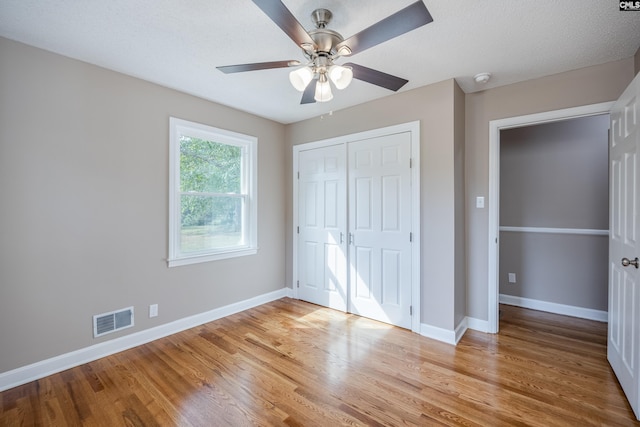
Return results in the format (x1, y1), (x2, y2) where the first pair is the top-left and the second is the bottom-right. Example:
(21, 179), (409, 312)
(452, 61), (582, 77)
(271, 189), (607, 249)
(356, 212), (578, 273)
(180, 136), (241, 193)
(180, 194), (243, 253)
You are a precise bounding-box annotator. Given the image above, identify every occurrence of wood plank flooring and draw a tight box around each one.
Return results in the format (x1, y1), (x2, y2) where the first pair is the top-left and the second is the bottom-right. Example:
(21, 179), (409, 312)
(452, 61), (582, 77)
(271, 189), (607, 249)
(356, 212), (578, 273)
(1, 298), (637, 426)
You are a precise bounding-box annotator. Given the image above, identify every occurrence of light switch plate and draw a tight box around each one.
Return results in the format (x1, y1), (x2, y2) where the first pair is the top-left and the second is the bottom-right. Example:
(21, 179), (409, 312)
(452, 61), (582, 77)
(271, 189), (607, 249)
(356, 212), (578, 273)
(149, 304), (158, 318)
(476, 196), (485, 208)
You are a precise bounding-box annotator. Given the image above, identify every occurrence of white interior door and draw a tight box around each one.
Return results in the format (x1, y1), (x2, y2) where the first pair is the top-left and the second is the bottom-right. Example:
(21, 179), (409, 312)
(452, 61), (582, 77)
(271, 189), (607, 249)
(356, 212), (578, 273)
(608, 72), (640, 420)
(348, 132), (413, 329)
(297, 144), (348, 311)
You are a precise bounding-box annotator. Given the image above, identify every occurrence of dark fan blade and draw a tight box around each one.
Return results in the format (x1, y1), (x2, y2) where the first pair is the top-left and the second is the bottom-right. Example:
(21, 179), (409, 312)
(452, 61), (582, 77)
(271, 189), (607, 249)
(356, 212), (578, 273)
(344, 63), (408, 92)
(300, 80), (317, 104)
(252, 0), (315, 48)
(217, 60), (300, 74)
(336, 1), (433, 56)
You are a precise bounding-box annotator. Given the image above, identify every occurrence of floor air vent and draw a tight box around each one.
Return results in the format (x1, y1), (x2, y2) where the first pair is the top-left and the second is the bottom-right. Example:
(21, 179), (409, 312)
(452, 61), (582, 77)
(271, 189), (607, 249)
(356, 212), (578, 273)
(93, 307), (134, 338)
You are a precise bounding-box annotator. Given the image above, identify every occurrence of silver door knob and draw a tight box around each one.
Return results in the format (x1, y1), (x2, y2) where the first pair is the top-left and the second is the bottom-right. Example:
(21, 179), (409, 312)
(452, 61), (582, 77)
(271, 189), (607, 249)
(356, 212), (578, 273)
(622, 257), (639, 268)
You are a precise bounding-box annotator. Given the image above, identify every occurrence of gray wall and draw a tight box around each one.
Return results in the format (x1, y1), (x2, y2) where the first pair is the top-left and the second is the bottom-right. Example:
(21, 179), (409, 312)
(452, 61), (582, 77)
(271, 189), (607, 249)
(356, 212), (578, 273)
(0, 38), (287, 374)
(499, 115), (609, 310)
(454, 84), (467, 327)
(1, 34), (637, 376)
(465, 58), (634, 321)
(286, 79), (466, 332)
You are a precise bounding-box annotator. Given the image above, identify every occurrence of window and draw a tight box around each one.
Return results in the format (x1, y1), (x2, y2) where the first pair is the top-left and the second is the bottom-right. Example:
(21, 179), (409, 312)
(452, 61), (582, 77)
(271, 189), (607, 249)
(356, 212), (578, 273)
(168, 117), (257, 267)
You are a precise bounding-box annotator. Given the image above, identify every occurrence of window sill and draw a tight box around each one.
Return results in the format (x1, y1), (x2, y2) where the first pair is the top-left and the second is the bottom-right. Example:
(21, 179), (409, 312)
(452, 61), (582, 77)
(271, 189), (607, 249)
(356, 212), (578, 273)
(167, 247), (258, 268)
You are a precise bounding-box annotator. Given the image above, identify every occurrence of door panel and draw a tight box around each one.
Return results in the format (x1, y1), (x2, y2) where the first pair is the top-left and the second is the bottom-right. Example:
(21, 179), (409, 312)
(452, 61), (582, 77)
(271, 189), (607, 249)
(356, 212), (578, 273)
(609, 72), (640, 419)
(348, 132), (412, 328)
(298, 145), (347, 311)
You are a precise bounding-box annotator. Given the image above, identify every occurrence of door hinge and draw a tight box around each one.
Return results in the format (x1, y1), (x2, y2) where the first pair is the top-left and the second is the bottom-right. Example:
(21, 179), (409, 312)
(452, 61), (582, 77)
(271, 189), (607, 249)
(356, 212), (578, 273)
(409, 232), (413, 242)
(410, 305), (413, 316)
(297, 226), (299, 234)
(409, 158), (412, 169)
(297, 280), (299, 288)
(297, 171), (300, 179)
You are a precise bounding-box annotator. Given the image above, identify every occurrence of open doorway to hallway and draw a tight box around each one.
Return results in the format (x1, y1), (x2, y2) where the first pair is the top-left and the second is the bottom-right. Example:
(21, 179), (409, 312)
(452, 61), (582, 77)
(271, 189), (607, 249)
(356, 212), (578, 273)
(487, 102), (614, 333)
(498, 114), (610, 326)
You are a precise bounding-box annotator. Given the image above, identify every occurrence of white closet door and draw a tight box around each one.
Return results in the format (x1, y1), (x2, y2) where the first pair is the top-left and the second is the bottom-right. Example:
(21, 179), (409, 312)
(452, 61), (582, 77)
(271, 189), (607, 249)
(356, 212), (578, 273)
(297, 144), (348, 311)
(348, 132), (413, 328)
(608, 71), (640, 420)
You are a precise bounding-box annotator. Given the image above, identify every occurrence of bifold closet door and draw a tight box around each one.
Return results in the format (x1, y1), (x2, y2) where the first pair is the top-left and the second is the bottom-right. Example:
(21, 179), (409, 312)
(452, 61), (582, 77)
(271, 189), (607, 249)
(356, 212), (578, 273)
(348, 132), (412, 329)
(297, 144), (348, 311)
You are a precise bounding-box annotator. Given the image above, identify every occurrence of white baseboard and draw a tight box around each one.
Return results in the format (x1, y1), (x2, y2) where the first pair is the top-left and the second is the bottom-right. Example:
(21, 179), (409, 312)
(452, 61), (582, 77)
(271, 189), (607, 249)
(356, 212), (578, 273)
(454, 318), (468, 344)
(420, 317), (478, 345)
(420, 323), (457, 345)
(0, 287), (293, 392)
(466, 316), (491, 333)
(499, 294), (608, 322)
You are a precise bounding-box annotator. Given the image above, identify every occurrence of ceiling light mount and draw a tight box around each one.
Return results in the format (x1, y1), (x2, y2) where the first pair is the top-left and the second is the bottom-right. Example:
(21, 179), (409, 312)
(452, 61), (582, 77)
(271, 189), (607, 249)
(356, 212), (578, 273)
(474, 72), (492, 84)
(311, 8), (332, 29)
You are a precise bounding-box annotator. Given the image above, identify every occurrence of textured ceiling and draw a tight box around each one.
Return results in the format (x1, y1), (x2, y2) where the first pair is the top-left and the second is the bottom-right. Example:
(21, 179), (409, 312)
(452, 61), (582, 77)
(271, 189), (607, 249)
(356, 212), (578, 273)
(1, 1), (639, 124)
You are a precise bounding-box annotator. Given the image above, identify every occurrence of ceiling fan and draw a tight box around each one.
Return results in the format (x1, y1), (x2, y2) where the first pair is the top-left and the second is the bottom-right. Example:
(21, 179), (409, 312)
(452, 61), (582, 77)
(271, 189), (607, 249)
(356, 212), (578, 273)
(217, 0), (434, 104)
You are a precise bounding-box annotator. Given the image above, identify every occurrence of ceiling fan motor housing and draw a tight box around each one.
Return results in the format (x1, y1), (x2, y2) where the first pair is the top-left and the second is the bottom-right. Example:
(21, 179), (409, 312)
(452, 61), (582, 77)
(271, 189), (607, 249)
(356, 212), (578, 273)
(308, 28), (343, 56)
(306, 9), (345, 57)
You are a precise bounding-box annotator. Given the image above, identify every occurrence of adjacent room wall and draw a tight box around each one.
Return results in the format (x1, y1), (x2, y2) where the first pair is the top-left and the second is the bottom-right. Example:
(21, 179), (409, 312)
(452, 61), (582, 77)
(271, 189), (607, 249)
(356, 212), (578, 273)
(499, 115), (610, 311)
(465, 58), (635, 322)
(0, 38), (287, 374)
(285, 79), (466, 332)
(454, 83), (467, 328)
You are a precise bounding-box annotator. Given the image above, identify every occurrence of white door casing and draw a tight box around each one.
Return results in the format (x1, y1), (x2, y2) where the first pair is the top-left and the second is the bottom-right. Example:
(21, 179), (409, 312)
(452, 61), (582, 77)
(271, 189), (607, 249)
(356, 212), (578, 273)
(297, 144), (348, 311)
(487, 102), (614, 334)
(608, 72), (640, 420)
(348, 132), (413, 329)
(292, 121), (421, 332)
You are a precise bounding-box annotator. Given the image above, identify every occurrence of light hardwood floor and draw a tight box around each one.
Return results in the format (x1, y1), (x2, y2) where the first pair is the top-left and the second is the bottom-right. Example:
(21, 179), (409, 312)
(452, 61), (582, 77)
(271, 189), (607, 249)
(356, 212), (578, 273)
(0, 298), (637, 426)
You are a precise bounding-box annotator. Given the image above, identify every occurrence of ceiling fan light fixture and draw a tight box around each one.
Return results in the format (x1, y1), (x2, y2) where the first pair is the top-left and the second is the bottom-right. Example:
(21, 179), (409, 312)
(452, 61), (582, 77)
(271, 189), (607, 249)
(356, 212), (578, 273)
(328, 65), (353, 90)
(314, 73), (333, 102)
(289, 66), (314, 91)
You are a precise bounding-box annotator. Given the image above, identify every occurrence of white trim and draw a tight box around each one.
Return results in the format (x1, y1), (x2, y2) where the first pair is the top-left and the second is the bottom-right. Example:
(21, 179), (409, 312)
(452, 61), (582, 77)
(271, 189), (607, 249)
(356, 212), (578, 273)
(420, 323), (457, 345)
(168, 117), (258, 267)
(292, 121), (421, 333)
(499, 294), (608, 322)
(168, 248), (257, 268)
(499, 226), (609, 236)
(487, 102), (614, 334)
(291, 144), (300, 299)
(0, 287), (293, 392)
(466, 316), (490, 333)
(454, 318), (468, 344)
(409, 122), (421, 333)
(419, 317), (489, 344)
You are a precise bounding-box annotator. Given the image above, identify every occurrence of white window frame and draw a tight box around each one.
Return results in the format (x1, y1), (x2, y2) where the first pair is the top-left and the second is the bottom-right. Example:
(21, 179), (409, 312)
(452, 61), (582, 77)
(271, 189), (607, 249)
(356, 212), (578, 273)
(168, 117), (257, 267)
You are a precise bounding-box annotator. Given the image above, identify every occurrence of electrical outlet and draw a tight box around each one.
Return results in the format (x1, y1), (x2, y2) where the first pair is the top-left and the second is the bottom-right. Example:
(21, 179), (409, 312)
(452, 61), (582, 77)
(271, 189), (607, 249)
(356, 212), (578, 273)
(149, 304), (158, 318)
(508, 273), (516, 283)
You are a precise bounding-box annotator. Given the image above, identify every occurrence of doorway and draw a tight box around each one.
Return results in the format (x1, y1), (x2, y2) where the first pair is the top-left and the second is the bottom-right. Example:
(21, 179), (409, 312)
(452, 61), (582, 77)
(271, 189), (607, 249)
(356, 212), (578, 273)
(292, 121), (421, 332)
(487, 102), (614, 333)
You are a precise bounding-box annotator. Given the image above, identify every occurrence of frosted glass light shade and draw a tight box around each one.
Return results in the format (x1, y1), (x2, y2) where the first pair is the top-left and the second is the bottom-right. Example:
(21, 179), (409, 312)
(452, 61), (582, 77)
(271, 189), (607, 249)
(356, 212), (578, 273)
(289, 66), (314, 92)
(328, 65), (353, 90)
(314, 78), (333, 102)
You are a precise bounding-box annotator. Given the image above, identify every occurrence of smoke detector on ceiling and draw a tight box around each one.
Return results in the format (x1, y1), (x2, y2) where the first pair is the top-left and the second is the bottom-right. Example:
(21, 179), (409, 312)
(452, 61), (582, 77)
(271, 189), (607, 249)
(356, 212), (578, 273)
(474, 72), (492, 84)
